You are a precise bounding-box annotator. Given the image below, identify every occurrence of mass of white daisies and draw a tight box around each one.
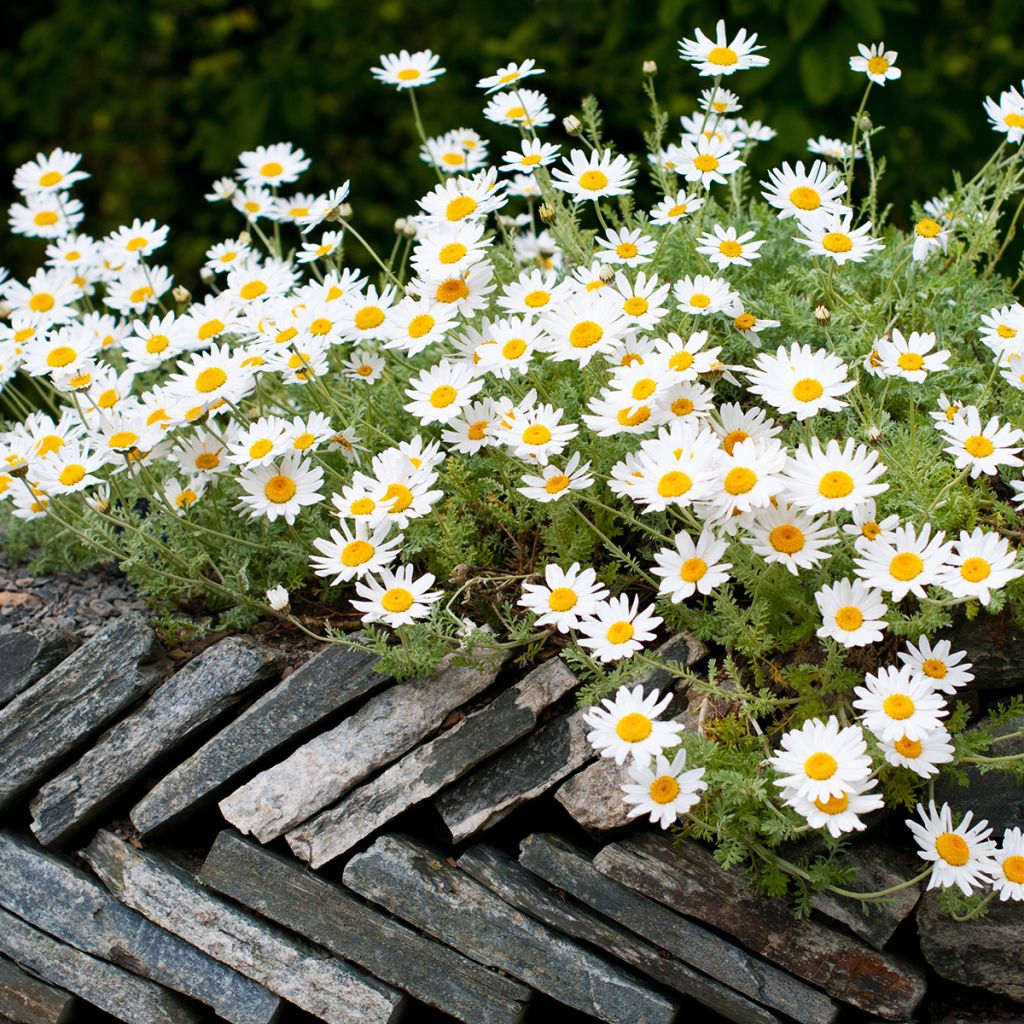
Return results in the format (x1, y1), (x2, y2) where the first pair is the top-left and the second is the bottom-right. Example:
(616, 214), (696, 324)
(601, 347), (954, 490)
(2, 21), (1024, 905)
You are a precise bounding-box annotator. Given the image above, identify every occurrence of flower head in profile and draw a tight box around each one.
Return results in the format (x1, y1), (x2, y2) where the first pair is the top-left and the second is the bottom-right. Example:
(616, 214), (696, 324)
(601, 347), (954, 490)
(678, 20), (769, 77)
(477, 59), (544, 94)
(371, 50), (446, 90)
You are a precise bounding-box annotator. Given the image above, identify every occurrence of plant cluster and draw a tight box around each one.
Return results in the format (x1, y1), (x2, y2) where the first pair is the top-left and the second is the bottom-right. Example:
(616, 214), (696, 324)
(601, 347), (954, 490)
(2, 20), (1024, 915)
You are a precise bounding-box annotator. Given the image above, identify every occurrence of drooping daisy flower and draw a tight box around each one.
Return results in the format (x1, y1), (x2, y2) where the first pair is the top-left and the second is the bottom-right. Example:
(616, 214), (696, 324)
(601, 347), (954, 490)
(518, 562), (609, 633)
(907, 801), (999, 896)
(550, 149), (637, 203)
(651, 528), (732, 603)
(744, 343), (855, 420)
(746, 502), (838, 575)
(853, 522), (953, 602)
(814, 577), (888, 648)
(371, 49), (446, 90)
(235, 454), (324, 525)
(583, 684), (682, 763)
(783, 776), (885, 839)
(939, 528), (1023, 605)
(938, 407), (1023, 478)
(853, 665), (948, 743)
(912, 217), (948, 261)
(518, 452), (594, 502)
(992, 828), (1024, 901)
(783, 438), (889, 515)
(795, 210), (883, 265)
(807, 135), (861, 161)
(880, 726), (955, 778)
(696, 224), (765, 269)
(760, 160), (848, 220)
(622, 751), (708, 829)
(849, 42), (902, 86)
(874, 329), (950, 383)
(578, 595), (663, 664)
(769, 716), (872, 803)
(352, 564), (442, 627)
(477, 59), (545, 93)
(677, 20), (770, 77)
(309, 521), (404, 585)
(897, 636), (974, 695)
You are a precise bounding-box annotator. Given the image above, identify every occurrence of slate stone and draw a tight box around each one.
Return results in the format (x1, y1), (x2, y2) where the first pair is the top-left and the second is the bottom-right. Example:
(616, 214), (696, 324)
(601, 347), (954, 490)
(83, 830), (404, 1024)
(459, 843), (785, 1024)
(343, 833), (678, 1024)
(199, 830), (531, 1024)
(0, 613), (168, 809)
(519, 833), (838, 1024)
(917, 889), (1024, 1003)
(595, 833), (928, 1021)
(220, 646), (506, 842)
(287, 657), (580, 867)
(130, 641), (387, 835)
(0, 905), (202, 1024)
(0, 954), (75, 1024)
(31, 637), (284, 846)
(0, 630), (74, 710)
(941, 611), (1024, 690)
(0, 831), (279, 1024)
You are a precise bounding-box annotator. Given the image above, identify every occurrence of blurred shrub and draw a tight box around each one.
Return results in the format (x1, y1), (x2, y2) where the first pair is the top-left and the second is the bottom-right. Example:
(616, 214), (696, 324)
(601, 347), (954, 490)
(2, 0), (1024, 282)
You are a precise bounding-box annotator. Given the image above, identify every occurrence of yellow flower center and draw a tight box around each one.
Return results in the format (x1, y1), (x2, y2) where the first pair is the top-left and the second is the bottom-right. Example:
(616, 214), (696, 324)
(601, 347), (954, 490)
(439, 242), (468, 265)
(249, 439), (274, 459)
(1003, 855), (1024, 883)
(998, 323), (1017, 338)
(503, 338), (527, 360)
(383, 482), (413, 513)
(689, 293), (712, 309)
(350, 498), (376, 515)
(822, 232), (853, 253)
(719, 240), (743, 258)
(616, 712), (652, 742)
(29, 292), (55, 312)
(861, 520), (881, 540)
(341, 540), (374, 566)
(58, 464), (86, 487)
(724, 466), (756, 495)
(804, 752), (837, 780)
(813, 792), (849, 815)
(1006, 113), (1024, 129)
(545, 474), (570, 494)
(964, 435), (994, 458)
(960, 557), (991, 582)
(467, 421), (489, 442)
(670, 350), (694, 372)
(897, 352), (924, 372)
(407, 314), (435, 338)
(623, 297), (649, 316)
(680, 557), (707, 582)
(194, 452), (220, 470)
(649, 776), (681, 804)
(309, 318), (332, 336)
(889, 552), (924, 581)
(97, 388), (118, 410)
(894, 736), (923, 758)
(616, 242), (638, 259)
(734, 312), (756, 330)
(46, 346), (77, 368)
(521, 154), (542, 166)
(569, 321), (603, 348)
(396, 68), (420, 81)
(176, 489), (197, 508)
(198, 318), (224, 340)
(618, 406), (651, 426)
(916, 218), (941, 238)
(446, 196), (477, 221)
(355, 306), (386, 331)
(146, 334), (170, 354)
(436, 278), (470, 303)
(632, 378), (656, 400)
(522, 424), (552, 446)
(769, 524), (805, 554)
(867, 55), (890, 75)
(430, 385), (457, 409)
(792, 378), (824, 403)
(707, 46), (738, 66)
(505, 105), (526, 119)
(130, 286), (154, 304)
(578, 170), (609, 191)
(548, 587), (578, 611)
(34, 211), (59, 227)
(693, 154), (719, 172)
(666, 203), (688, 217)
(195, 367), (227, 393)
(38, 170), (63, 187)
(382, 587), (414, 612)
(110, 431), (140, 450)
(935, 832), (969, 866)
(260, 161), (284, 177)
(264, 475), (297, 503)
(789, 186), (820, 211)
(922, 658), (947, 680)
(671, 397), (695, 416)
(658, 471), (692, 497)
(818, 470), (854, 499)
(835, 606), (864, 631)
(36, 435), (63, 456)
(524, 289), (550, 308)
(883, 694), (915, 720)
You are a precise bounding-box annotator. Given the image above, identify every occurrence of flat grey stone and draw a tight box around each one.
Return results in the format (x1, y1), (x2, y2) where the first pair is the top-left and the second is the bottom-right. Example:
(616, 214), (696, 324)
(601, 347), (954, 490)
(595, 833), (927, 1021)
(0, 629), (74, 710)
(83, 830), (404, 1024)
(460, 843), (785, 1024)
(200, 830), (530, 1024)
(941, 611), (1024, 690)
(287, 657), (579, 867)
(0, 831), (279, 1024)
(220, 646), (506, 842)
(0, 954), (75, 1024)
(31, 637), (284, 846)
(0, 905), (201, 1024)
(130, 641), (387, 835)
(519, 833), (837, 1024)
(0, 613), (168, 809)
(344, 833), (678, 1024)
(917, 889), (1024, 1003)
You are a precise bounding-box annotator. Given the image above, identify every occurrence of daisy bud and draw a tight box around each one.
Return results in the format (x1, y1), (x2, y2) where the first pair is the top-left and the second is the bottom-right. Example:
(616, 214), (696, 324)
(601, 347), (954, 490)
(238, 230), (252, 245)
(200, 267), (215, 283)
(858, 114), (873, 132)
(402, 219), (418, 238)
(265, 585), (290, 612)
(866, 425), (883, 444)
(643, 60), (658, 77)
(563, 114), (584, 137)
(172, 285), (191, 305)
(538, 202), (557, 225)
(394, 217), (408, 234)
(814, 304), (831, 325)
(598, 263), (616, 283)
(0, 302), (10, 319)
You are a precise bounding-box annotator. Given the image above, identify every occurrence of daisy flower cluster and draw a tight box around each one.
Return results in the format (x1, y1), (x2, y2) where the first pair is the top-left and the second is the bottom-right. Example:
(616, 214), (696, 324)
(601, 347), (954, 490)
(1, 24), (1023, 914)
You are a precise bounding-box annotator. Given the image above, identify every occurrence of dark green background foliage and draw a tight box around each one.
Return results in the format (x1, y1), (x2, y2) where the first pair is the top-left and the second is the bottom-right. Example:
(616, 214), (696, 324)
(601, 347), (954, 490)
(2, 0), (1023, 283)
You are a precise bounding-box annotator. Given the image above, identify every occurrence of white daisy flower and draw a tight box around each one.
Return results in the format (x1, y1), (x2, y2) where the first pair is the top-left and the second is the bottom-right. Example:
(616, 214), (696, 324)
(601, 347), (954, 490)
(518, 562), (609, 633)
(783, 438), (889, 515)
(699, 86), (742, 114)
(371, 49), (446, 90)
(783, 776), (885, 839)
(992, 828), (1024, 901)
(622, 750), (707, 829)
(844, 498), (900, 553)
(745, 502), (838, 575)
(853, 664), (948, 743)
(939, 407), (1023, 478)
(984, 86), (1024, 144)
(500, 139), (561, 176)
(578, 595), (663, 664)
(236, 142), (310, 187)
(874, 329), (950, 383)
(769, 716), (872, 803)
(235, 454), (324, 525)
(906, 801), (999, 896)
(853, 522), (953, 602)
(912, 217), (948, 261)
(814, 577), (888, 648)
(677, 20), (769, 77)
(482, 88), (553, 129)
(760, 160), (848, 220)
(265, 586), (290, 612)
(849, 42), (902, 85)
(596, 227), (656, 267)
(518, 452), (594, 502)
(309, 521), (404, 585)
(651, 528), (732, 603)
(745, 343), (855, 420)
(477, 58), (544, 93)
(939, 528), (1023, 605)
(550, 149), (637, 203)
(672, 274), (739, 316)
(583, 684), (682, 763)
(352, 564), (442, 627)
(794, 210), (883, 265)
(807, 135), (861, 161)
(13, 148), (89, 194)
(880, 725), (955, 778)
(674, 136), (744, 189)
(650, 190), (704, 226)
(695, 224), (766, 269)
(440, 398), (498, 454)
(708, 436), (787, 517)
(897, 637), (974, 695)
(403, 359), (485, 425)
